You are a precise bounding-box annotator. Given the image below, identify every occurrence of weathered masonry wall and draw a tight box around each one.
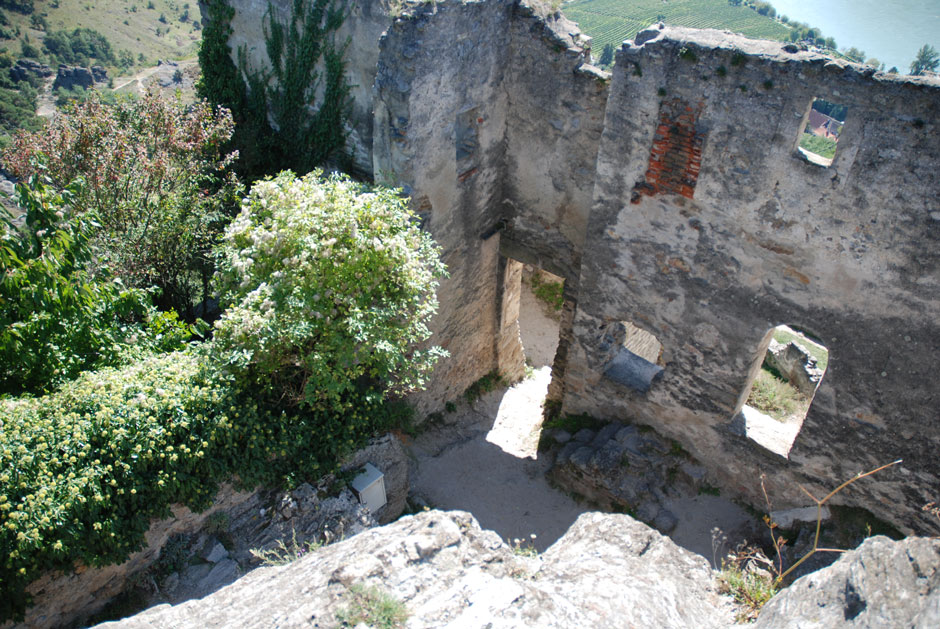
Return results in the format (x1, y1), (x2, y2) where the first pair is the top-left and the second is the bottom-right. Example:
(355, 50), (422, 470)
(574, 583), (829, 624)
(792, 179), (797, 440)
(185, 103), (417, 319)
(373, 0), (517, 413)
(500, 3), (608, 287)
(223, 2), (940, 535)
(562, 27), (940, 535)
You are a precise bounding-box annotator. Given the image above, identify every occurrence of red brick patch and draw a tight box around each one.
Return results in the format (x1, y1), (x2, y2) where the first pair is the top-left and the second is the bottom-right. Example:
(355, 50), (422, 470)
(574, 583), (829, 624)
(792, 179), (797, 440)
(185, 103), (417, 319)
(634, 98), (706, 200)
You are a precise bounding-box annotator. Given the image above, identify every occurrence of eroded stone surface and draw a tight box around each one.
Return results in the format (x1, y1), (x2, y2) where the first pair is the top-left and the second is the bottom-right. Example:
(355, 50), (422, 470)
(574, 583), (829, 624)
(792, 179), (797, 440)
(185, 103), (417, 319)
(101, 510), (735, 629)
(753, 535), (940, 629)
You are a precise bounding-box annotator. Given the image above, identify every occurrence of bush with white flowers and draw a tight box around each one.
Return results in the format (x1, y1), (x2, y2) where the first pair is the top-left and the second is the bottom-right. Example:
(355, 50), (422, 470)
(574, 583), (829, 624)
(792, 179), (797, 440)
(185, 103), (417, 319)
(213, 170), (447, 414)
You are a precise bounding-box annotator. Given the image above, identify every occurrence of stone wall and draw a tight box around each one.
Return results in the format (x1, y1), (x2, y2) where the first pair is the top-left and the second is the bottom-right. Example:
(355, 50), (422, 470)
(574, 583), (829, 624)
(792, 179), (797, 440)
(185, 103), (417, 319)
(499, 3), (608, 287)
(561, 26), (940, 535)
(221, 2), (940, 535)
(373, 0), (518, 413)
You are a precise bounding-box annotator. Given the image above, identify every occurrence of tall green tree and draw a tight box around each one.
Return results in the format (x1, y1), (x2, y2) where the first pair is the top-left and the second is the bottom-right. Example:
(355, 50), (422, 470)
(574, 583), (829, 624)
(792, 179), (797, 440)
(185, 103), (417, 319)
(198, 0), (351, 179)
(598, 42), (614, 68)
(910, 44), (939, 76)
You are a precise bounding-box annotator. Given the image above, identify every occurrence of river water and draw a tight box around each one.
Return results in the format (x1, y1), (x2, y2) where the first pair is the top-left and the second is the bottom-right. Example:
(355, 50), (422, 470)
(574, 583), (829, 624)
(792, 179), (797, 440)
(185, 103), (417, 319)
(769, 0), (940, 72)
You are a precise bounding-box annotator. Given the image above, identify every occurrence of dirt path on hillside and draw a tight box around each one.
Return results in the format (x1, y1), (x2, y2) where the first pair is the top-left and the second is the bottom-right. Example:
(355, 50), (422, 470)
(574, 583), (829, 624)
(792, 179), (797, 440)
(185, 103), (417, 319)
(111, 65), (163, 93)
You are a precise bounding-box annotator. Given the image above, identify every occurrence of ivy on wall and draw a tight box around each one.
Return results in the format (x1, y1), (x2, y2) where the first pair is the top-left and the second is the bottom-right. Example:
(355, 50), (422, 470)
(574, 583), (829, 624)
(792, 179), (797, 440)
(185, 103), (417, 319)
(197, 0), (351, 179)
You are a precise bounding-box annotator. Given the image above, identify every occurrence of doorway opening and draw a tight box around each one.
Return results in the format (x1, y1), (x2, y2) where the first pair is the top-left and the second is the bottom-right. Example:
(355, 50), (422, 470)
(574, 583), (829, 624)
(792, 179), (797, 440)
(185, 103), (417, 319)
(734, 324), (830, 458)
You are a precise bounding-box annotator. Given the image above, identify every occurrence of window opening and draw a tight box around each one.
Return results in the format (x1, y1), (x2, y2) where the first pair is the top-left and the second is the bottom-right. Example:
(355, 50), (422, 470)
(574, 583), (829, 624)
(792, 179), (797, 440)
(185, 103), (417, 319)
(734, 324), (830, 458)
(603, 321), (665, 393)
(797, 97), (847, 167)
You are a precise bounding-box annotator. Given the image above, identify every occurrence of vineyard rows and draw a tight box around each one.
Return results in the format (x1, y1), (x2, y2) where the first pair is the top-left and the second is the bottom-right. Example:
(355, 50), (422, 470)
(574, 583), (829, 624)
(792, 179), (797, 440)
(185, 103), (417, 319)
(563, 0), (790, 59)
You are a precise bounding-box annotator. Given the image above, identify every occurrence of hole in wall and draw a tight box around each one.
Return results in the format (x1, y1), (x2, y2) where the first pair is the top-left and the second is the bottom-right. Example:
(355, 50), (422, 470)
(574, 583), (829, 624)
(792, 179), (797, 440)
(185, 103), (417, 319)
(796, 97), (847, 167)
(602, 321), (665, 393)
(733, 324), (830, 458)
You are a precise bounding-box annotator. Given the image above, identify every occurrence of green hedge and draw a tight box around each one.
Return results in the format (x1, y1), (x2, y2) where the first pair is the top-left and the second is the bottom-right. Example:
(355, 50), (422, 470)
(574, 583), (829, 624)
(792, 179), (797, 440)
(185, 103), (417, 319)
(0, 350), (391, 621)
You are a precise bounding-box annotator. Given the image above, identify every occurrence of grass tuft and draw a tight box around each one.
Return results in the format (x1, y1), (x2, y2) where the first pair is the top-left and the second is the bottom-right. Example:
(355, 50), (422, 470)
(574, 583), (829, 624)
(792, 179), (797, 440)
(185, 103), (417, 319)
(335, 584), (408, 629)
(746, 369), (806, 421)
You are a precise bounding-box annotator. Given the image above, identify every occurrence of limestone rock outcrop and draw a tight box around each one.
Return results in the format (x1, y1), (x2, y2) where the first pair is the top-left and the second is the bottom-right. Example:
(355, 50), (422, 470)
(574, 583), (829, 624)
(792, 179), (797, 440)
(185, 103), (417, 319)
(10, 58), (53, 82)
(52, 65), (96, 91)
(754, 535), (940, 628)
(102, 510), (735, 629)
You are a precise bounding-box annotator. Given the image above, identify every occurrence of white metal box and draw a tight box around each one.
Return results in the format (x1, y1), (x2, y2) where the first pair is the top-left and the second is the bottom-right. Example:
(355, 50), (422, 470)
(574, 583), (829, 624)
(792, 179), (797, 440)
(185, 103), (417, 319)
(350, 462), (387, 514)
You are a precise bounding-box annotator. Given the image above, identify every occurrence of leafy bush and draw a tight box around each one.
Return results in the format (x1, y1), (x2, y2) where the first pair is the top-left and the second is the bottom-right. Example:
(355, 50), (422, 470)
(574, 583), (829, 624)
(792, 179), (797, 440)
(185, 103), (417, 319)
(798, 132), (837, 160)
(0, 84), (42, 137)
(0, 0), (33, 15)
(0, 175), (192, 395)
(2, 90), (241, 316)
(0, 343), (405, 620)
(213, 170), (447, 414)
(0, 352), (227, 619)
(0, 169), (448, 621)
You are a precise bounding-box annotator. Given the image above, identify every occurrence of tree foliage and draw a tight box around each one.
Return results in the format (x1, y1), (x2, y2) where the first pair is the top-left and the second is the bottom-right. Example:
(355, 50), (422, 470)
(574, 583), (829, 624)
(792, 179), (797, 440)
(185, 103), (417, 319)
(2, 91), (241, 315)
(213, 170), (447, 414)
(42, 28), (115, 66)
(0, 175), (192, 395)
(598, 42), (614, 68)
(910, 44), (939, 76)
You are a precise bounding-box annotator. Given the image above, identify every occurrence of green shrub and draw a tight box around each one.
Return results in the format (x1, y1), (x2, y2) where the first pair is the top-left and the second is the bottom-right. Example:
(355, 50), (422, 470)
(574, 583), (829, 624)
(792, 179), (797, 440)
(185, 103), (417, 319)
(746, 368), (806, 421)
(42, 28), (116, 66)
(798, 132), (837, 160)
(0, 176), (192, 395)
(335, 583), (408, 629)
(0, 343), (393, 621)
(213, 170), (447, 414)
(0, 352), (227, 619)
(0, 169), (448, 621)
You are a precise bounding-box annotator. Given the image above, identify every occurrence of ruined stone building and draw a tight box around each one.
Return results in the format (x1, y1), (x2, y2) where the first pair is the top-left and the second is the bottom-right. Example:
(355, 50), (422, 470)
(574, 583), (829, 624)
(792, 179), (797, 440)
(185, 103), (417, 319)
(225, 0), (940, 536)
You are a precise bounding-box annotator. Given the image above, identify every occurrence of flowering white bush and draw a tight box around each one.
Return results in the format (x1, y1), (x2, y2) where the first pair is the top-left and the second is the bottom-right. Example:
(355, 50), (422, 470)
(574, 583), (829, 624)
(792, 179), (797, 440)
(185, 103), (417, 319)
(213, 170), (447, 413)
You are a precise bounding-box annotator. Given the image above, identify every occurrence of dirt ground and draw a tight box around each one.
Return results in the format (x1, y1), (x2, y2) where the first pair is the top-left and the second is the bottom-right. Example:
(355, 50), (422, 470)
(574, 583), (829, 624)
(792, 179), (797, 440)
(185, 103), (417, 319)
(409, 271), (761, 562)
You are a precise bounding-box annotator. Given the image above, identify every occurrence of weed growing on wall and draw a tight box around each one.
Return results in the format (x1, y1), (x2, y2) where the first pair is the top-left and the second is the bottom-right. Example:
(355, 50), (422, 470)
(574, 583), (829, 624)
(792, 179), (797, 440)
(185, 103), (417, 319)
(249, 529), (320, 566)
(529, 271), (564, 311)
(198, 0), (351, 178)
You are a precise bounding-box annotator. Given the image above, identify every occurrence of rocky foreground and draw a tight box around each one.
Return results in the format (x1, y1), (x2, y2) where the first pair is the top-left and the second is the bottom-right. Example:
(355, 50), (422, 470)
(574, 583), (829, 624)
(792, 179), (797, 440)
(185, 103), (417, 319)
(101, 509), (939, 629)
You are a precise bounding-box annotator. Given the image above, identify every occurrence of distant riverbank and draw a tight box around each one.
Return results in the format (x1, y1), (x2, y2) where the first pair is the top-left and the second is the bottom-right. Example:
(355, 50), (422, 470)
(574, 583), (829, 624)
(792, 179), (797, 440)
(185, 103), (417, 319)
(769, 0), (940, 72)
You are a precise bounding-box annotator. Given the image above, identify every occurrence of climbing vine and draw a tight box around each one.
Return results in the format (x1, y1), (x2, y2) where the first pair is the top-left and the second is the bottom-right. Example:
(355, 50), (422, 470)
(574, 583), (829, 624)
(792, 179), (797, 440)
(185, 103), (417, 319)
(197, 0), (351, 179)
